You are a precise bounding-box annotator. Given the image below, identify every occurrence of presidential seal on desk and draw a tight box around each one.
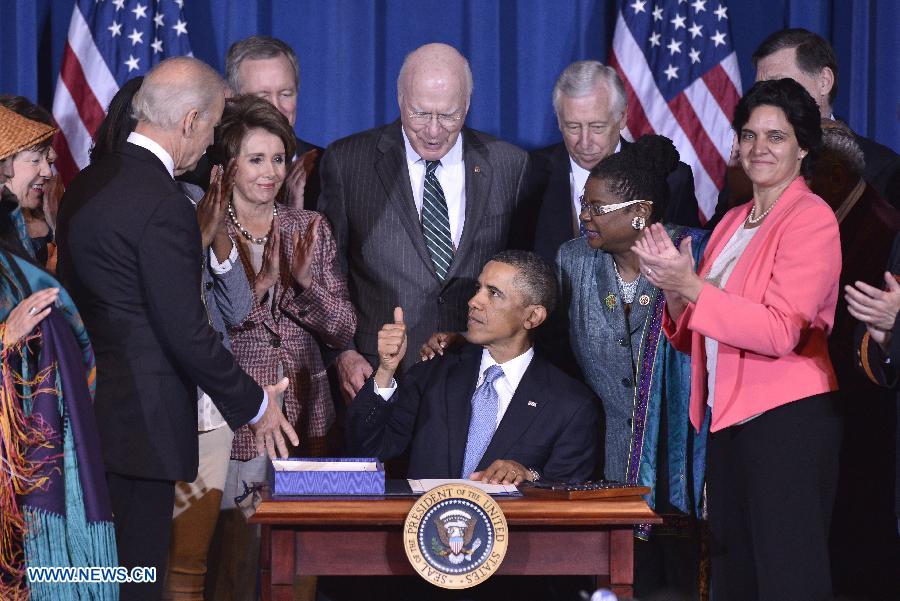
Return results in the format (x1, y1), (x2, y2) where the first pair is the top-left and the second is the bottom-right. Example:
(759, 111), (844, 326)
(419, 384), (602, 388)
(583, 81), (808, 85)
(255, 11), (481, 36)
(403, 483), (509, 589)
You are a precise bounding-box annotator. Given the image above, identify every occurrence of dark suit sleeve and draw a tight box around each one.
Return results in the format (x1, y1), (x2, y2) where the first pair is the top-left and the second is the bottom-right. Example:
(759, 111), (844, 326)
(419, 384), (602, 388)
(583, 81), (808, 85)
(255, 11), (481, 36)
(535, 246), (582, 379)
(856, 322), (897, 388)
(317, 148), (348, 274)
(345, 375), (425, 460)
(345, 355), (448, 460)
(542, 392), (599, 482)
(138, 194), (262, 429)
(295, 139), (324, 212)
(665, 163), (701, 228)
(316, 146), (360, 359)
(857, 134), (900, 207)
(507, 154), (533, 250)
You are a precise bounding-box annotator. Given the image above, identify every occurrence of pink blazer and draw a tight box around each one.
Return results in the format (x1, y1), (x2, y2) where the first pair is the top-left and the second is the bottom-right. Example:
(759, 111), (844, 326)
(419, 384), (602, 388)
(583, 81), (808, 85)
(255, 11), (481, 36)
(664, 177), (841, 432)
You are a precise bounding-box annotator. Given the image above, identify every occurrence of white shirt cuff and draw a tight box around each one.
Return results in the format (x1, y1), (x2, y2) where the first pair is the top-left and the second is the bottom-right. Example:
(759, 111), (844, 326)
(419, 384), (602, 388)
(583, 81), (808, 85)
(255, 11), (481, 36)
(248, 390), (268, 425)
(373, 378), (397, 401)
(209, 240), (239, 274)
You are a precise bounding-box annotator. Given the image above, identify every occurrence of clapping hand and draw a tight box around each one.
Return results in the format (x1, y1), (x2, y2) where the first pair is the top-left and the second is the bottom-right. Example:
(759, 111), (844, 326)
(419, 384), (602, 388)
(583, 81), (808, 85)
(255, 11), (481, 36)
(254, 214), (281, 301)
(41, 174), (64, 233)
(845, 272), (900, 350)
(290, 214), (320, 290)
(632, 224), (703, 303)
(197, 162), (237, 250)
(284, 149), (320, 210)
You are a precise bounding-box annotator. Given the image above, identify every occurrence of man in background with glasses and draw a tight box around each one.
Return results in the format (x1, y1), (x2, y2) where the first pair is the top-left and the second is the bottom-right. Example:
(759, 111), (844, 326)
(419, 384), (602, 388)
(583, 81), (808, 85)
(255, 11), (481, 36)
(318, 43), (529, 402)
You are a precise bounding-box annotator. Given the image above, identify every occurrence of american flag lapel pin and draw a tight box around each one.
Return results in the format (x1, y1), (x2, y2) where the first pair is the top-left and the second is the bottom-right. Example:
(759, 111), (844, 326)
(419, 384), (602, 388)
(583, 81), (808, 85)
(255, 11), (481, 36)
(527, 400), (537, 407)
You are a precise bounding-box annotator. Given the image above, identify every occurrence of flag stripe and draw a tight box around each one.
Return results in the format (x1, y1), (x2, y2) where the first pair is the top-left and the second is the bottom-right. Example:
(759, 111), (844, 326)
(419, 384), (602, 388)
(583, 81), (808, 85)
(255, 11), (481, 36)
(669, 93), (726, 185)
(52, 74), (95, 179)
(60, 43), (107, 136)
(684, 76), (734, 160)
(701, 62), (741, 126)
(52, 1), (193, 184)
(610, 1), (742, 221)
(52, 128), (81, 185)
(66, 3), (118, 110)
(720, 52), (743, 96)
(608, 52), (654, 140)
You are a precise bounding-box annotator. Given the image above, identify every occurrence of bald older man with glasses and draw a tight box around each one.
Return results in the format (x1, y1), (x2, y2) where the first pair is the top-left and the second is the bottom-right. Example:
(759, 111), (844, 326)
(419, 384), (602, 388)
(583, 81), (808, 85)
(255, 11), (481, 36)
(319, 43), (529, 403)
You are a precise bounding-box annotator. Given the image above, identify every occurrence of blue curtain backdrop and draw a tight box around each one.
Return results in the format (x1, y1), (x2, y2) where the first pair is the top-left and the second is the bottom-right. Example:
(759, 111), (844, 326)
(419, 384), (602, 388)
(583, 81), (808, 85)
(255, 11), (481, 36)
(0, 0), (897, 153)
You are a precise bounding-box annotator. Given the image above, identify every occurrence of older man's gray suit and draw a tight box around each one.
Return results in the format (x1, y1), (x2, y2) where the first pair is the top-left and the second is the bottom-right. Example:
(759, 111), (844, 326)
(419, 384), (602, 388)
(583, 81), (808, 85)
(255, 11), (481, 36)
(318, 120), (529, 371)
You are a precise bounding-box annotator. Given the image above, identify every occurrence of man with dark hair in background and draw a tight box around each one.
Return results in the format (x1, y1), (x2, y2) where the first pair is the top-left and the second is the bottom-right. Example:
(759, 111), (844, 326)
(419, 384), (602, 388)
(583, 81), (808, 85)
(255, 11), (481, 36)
(754, 28), (899, 206)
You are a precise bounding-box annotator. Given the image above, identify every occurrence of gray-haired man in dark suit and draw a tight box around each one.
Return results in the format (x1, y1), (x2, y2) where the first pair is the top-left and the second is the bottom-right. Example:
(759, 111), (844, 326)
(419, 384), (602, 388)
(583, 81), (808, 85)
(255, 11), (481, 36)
(319, 43), (529, 402)
(524, 60), (701, 264)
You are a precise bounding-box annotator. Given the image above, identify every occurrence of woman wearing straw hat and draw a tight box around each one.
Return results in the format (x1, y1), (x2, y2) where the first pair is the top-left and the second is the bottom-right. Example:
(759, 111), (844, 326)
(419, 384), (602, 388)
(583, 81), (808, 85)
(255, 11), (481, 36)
(0, 96), (63, 269)
(1, 104), (118, 601)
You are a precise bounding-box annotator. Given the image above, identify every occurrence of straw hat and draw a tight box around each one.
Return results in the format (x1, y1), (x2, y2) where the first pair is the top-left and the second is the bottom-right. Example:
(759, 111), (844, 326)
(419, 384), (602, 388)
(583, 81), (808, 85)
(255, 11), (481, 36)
(0, 104), (58, 161)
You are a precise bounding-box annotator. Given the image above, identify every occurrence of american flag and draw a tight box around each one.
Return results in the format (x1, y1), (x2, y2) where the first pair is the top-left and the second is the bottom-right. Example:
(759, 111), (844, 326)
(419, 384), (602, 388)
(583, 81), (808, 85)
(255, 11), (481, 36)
(610, 0), (742, 221)
(52, 0), (193, 183)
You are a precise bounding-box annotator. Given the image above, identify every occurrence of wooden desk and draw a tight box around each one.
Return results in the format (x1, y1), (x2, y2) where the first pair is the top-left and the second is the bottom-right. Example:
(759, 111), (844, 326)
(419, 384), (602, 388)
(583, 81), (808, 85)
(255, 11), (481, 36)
(251, 493), (660, 600)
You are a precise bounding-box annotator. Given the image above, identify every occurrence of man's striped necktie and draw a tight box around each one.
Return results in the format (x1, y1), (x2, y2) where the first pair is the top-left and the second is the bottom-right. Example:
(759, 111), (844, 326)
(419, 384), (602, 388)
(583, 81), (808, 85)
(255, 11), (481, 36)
(421, 160), (454, 280)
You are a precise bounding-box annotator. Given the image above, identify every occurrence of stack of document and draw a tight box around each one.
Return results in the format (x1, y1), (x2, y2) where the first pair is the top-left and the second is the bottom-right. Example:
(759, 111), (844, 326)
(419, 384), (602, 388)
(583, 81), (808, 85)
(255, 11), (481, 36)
(408, 478), (520, 496)
(271, 459), (379, 472)
(269, 457), (385, 495)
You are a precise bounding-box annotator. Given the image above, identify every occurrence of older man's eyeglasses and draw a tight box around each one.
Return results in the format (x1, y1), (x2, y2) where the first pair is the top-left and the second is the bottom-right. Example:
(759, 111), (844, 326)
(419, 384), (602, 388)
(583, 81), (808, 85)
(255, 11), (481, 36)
(407, 110), (464, 127)
(579, 198), (653, 217)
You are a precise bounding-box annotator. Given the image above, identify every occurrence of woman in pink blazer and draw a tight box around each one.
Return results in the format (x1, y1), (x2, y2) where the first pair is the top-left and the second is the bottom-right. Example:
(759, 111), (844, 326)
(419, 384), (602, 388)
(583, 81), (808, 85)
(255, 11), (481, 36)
(634, 79), (842, 601)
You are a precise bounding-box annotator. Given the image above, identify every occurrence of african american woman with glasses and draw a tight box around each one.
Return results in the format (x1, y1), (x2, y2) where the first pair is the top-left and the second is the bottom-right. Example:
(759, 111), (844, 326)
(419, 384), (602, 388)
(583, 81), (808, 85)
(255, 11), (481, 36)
(555, 134), (710, 599)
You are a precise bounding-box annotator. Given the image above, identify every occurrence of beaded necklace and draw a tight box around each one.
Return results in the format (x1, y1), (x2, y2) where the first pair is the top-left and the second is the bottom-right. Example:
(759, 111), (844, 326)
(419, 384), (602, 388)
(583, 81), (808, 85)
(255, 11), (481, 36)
(227, 202), (278, 245)
(746, 198), (777, 225)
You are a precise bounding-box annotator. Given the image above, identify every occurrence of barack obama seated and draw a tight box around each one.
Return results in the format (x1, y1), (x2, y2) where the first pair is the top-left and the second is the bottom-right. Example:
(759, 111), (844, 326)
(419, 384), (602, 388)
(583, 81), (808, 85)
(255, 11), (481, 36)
(346, 250), (599, 483)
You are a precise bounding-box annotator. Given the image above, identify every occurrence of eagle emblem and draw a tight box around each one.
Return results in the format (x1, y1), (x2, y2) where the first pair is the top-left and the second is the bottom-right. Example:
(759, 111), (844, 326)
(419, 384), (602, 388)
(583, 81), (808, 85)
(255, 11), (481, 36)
(404, 483), (509, 589)
(431, 509), (482, 564)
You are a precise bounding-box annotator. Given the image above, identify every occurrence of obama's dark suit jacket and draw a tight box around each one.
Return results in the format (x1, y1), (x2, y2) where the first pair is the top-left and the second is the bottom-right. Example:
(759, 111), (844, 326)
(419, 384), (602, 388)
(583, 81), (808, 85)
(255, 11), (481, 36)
(346, 343), (598, 482)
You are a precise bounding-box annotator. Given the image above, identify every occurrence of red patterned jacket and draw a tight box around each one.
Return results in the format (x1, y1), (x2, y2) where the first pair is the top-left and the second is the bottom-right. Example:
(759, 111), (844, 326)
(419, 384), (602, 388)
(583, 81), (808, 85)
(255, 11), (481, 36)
(228, 207), (356, 459)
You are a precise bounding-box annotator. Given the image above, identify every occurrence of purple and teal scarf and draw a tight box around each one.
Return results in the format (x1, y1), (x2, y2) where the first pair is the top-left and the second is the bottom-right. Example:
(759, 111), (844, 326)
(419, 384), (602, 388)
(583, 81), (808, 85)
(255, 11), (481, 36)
(1, 250), (117, 600)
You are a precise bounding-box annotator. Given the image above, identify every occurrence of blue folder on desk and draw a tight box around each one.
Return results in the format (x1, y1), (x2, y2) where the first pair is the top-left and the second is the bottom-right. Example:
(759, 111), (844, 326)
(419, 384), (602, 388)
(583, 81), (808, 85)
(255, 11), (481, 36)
(268, 457), (385, 496)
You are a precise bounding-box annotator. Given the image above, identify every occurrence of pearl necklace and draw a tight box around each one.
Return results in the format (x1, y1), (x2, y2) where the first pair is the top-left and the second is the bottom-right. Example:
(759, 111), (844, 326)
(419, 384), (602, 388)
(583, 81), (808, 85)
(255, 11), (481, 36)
(746, 199), (777, 225)
(227, 202), (278, 245)
(612, 260), (639, 305)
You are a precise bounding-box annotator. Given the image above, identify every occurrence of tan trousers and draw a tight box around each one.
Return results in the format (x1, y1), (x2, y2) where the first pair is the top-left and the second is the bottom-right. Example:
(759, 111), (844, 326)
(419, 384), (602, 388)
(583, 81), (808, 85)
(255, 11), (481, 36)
(162, 425), (234, 601)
